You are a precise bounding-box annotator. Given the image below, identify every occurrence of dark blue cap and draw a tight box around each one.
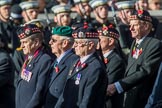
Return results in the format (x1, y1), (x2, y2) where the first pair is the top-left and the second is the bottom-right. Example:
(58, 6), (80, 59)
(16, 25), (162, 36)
(17, 24), (42, 39)
(72, 23), (98, 39)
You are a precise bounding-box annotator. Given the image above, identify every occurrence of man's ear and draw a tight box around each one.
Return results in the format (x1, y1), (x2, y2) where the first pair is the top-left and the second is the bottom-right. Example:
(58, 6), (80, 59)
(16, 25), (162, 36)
(22, 11), (25, 17)
(34, 38), (40, 46)
(54, 16), (58, 23)
(88, 41), (95, 50)
(108, 38), (115, 46)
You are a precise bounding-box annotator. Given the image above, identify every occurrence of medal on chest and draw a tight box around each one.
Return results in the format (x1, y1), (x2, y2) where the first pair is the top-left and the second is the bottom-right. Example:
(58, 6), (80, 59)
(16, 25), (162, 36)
(21, 68), (32, 82)
(75, 73), (81, 85)
(20, 48), (41, 82)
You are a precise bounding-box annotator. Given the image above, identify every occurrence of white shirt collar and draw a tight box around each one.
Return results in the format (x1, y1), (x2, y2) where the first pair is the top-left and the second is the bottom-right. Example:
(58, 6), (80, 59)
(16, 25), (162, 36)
(80, 53), (94, 64)
(57, 49), (72, 63)
(136, 36), (146, 45)
(103, 50), (113, 58)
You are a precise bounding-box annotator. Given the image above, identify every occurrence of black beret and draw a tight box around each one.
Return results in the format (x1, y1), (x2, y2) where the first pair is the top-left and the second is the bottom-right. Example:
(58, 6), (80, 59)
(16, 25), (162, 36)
(98, 25), (119, 39)
(71, 22), (84, 30)
(17, 24), (42, 39)
(129, 9), (152, 23)
(72, 23), (98, 39)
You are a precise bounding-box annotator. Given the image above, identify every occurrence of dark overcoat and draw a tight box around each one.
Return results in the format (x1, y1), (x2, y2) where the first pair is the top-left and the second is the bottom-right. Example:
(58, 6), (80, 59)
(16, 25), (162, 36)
(55, 53), (108, 108)
(105, 50), (126, 108)
(16, 50), (52, 108)
(145, 63), (162, 108)
(0, 49), (15, 108)
(44, 50), (78, 108)
(119, 36), (162, 108)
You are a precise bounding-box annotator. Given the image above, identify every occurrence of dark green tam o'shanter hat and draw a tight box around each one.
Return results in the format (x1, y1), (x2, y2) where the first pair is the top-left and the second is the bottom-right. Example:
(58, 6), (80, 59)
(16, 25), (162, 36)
(52, 26), (73, 37)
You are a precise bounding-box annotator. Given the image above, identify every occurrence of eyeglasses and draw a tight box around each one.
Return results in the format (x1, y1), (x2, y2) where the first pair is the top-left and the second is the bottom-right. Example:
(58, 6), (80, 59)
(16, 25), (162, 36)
(50, 37), (65, 44)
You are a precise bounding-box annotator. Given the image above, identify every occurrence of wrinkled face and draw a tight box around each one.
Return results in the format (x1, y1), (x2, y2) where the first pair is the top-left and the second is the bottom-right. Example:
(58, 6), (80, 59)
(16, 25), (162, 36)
(129, 20), (146, 39)
(23, 8), (39, 22)
(73, 39), (90, 57)
(149, 0), (161, 10)
(95, 5), (108, 19)
(55, 12), (71, 26)
(0, 5), (11, 20)
(99, 36), (110, 51)
(49, 35), (63, 57)
(20, 37), (36, 55)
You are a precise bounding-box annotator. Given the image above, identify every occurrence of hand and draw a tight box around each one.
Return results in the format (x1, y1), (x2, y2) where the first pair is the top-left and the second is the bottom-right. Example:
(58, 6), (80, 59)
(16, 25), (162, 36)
(118, 10), (129, 25)
(135, 1), (140, 10)
(107, 84), (117, 96)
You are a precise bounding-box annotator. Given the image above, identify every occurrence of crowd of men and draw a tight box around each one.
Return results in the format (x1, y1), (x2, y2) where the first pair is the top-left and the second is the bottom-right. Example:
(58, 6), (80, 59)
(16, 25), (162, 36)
(0, 0), (162, 108)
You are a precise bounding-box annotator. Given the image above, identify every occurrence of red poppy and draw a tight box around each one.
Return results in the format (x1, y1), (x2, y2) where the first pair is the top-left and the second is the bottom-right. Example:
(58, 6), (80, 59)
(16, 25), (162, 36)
(102, 25), (108, 31)
(81, 63), (87, 68)
(132, 49), (136, 57)
(104, 58), (109, 64)
(55, 66), (59, 73)
(83, 22), (88, 29)
(138, 10), (143, 15)
(139, 48), (143, 55)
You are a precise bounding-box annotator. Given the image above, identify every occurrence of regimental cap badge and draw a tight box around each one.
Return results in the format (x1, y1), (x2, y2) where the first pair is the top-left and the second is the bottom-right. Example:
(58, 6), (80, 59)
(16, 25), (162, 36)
(78, 31), (86, 38)
(25, 28), (31, 35)
(137, 10), (143, 18)
(72, 22), (99, 39)
(102, 25), (109, 35)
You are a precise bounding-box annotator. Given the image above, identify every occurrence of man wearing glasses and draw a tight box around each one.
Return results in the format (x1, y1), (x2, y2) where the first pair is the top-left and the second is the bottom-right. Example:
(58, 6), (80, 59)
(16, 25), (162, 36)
(55, 25), (108, 108)
(43, 26), (78, 108)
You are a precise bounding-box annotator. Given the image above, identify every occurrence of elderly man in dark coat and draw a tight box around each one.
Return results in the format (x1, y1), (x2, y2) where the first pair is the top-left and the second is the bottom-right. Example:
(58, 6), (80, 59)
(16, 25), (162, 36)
(107, 10), (162, 108)
(98, 25), (126, 108)
(55, 24), (108, 108)
(43, 26), (78, 108)
(16, 24), (52, 108)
